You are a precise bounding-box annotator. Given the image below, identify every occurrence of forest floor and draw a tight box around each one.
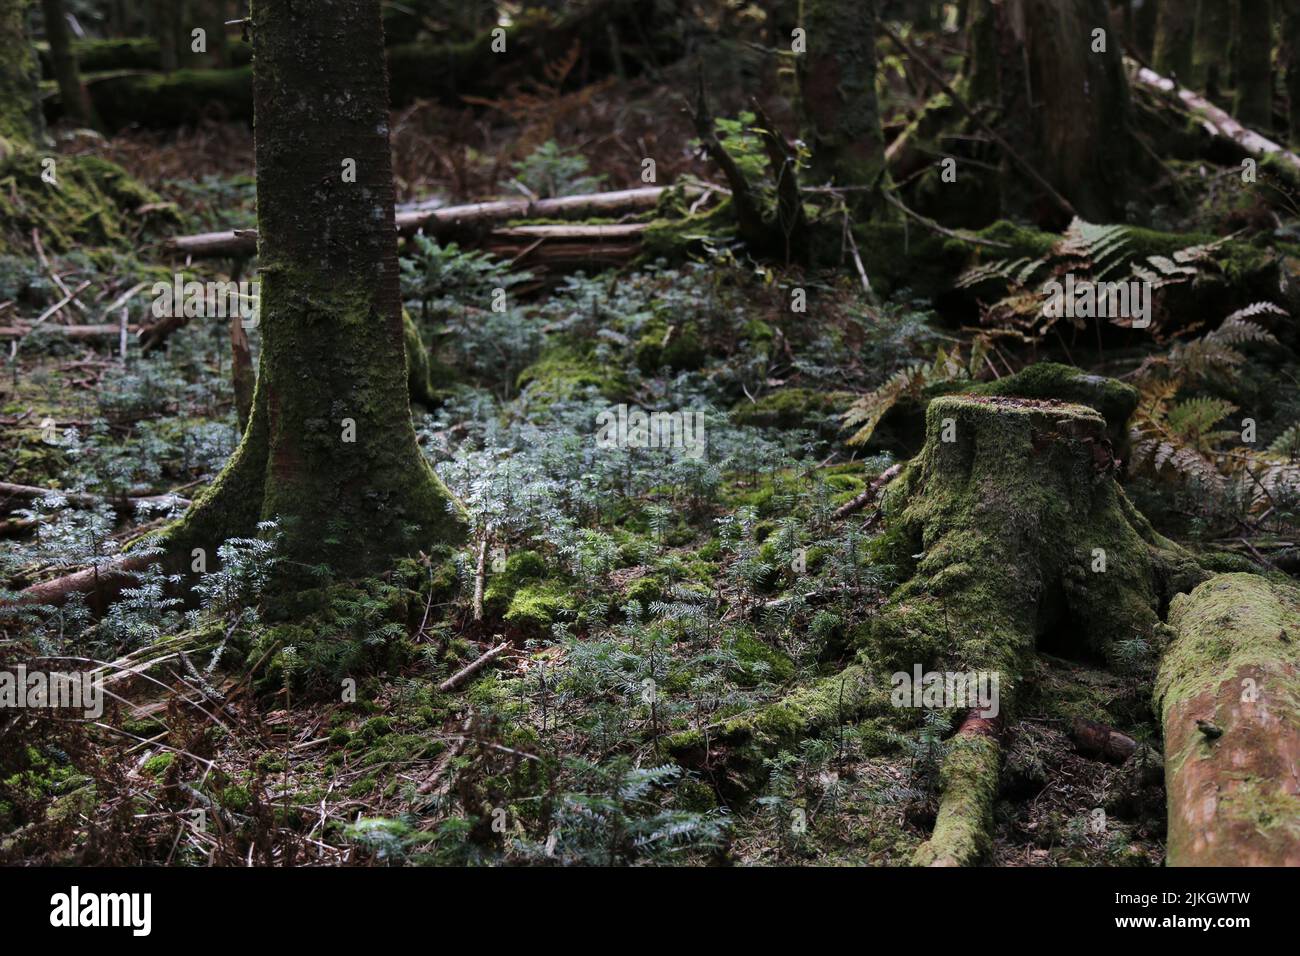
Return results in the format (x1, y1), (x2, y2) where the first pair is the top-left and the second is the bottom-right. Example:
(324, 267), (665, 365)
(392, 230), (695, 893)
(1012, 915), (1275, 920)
(3, 65), (1298, 866)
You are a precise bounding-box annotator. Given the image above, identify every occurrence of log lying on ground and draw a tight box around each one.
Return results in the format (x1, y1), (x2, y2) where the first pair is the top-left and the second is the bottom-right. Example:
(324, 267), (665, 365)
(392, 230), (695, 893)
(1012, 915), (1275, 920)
(1129, 63), (1300, 179)
(0, 481), (190, 512)
(165, 185), (684, 258)
(1155, 572), (1300, 866)
(11, 553), (155, 610)
(863, 393), (1206, 866)
(53, 2), (684, 129)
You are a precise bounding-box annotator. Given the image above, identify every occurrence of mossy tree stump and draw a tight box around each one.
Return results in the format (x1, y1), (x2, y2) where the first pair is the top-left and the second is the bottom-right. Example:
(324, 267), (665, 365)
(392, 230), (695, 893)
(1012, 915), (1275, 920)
(867, 395), (1205, 865)
(1156, 573), (1300, 866)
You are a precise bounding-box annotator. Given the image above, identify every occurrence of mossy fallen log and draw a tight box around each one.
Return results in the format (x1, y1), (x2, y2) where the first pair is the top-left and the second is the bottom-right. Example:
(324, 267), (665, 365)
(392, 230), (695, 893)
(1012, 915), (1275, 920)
(865, 394), (1206, 865)
(52, 1), (684, 129)
(1156, 572), (1300, 866)
(37, 36), (253, 77)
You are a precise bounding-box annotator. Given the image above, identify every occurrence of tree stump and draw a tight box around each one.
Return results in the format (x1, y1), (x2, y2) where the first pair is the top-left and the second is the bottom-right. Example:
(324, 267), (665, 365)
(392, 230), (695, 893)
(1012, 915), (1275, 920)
(866, 395), (1206, 865)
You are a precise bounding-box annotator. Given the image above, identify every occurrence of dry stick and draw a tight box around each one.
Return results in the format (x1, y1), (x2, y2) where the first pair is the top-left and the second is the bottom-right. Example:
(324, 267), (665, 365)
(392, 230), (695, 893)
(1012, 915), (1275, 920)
(98, 280), (150, 325)
(881, 189), (1011, 249)
(471, 533), (490, 622)
(437, 642), (510, 694)
(31, 229), (88, 316)
(833, 462), (904, 520)
(877, 21), (1077, 221)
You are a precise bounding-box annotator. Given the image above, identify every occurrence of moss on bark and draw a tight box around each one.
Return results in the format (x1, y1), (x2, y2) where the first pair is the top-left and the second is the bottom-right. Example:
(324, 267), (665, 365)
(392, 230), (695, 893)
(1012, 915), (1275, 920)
(154, 0), (465, 580)
(1156, 572), (1300, 865)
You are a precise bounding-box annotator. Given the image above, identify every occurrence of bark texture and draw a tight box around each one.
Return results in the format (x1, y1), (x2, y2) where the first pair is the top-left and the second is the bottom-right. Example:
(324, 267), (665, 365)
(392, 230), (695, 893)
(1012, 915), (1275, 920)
(1156, 573), (1300, 866)
(39, 0), (93, 126)
(798, 0), (886, 210)
(1233, 0), (1275, 130)
(154, 0), (465, 577)
(0, 0), (44, 147)
(1155, 0), (1196, 79)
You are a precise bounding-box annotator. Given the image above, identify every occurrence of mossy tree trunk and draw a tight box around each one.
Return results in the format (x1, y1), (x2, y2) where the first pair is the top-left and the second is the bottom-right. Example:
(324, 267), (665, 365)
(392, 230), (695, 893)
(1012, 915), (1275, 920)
(39, 0), (94, 127)
(155, 0), (179, 73)
(1192, 0), (1232, 99)
(868, 393), (1205, 865)
(797, 0), (886, 215)
(1154, 0), (1196, 79)
(1157, 573), (1300, 865)
(1233, 0), (1275, 130)
(1135, 0), (1160, 60)
(1286, 0), (1300, 139)
(0, 0), (44, 148)
(158, 0), (465, 579)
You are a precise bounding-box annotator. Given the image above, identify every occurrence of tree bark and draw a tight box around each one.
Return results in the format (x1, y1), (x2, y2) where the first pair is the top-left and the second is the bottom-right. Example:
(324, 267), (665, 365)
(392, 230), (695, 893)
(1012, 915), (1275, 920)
(0, 0), (45, 147)
(1233, 0), (1275, 130)
(1154, 0), (1196, 79)
(1286, 0), (1300, 140)
(798, 0), (887, 214)
(152, 0), (464, 579)
(155, 0), (179, 73)
(39, 0), (93, 127)
(1157, 573), (1300, 866)
(1191, 0), (1232, 99)
(995, 0), (1137, 222)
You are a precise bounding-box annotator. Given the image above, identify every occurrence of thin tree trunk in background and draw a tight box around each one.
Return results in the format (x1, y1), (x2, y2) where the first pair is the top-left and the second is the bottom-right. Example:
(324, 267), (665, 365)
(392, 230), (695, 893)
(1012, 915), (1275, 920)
(0, 0), (45, 147)
(798, 0), (886, 215)
(1192, 0), (1232, 99)
(160, 0), (464, 577)
(1135, 0), (1159, 60)
(1285, 0), (1300, 140)
(156, 0), (179, 72)
(997, 0), (1137, 222)
(40, 0), (94, 126)
(1233, 0), (1275, 129)
(1154, 0), (1195, 79)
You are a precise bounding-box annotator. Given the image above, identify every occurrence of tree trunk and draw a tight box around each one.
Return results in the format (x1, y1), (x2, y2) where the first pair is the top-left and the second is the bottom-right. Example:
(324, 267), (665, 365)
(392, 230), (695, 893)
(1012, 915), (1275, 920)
(1286, 0), (1300, 140)
(155, 0), (178, 73)
(1233, 0), (1275, 130)
(0, 0), (45, 147)
(154, 0), (464, 578)
(1157, 573), (1300, 866)
(798, 0), (887, 213)
(39, 0), (93, 126)
(1135, 0), (1160, 61)
(997, 0), (1137, 222)
(1155, 0), (1196, 80)
(1191, 0), (1232, 99)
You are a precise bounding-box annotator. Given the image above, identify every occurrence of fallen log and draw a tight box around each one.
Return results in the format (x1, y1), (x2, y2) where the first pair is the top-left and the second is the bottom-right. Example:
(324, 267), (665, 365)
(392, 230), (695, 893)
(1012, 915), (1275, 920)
(1156, 572), (1300, 866)
(12, 552), (155, 609)
(1069, 717), (1138, 764)
(165, 185), (681, 258)
(1129, 63), (1300, 178)
(0, 323), (141, 339)
(0, 481), (191, 512)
